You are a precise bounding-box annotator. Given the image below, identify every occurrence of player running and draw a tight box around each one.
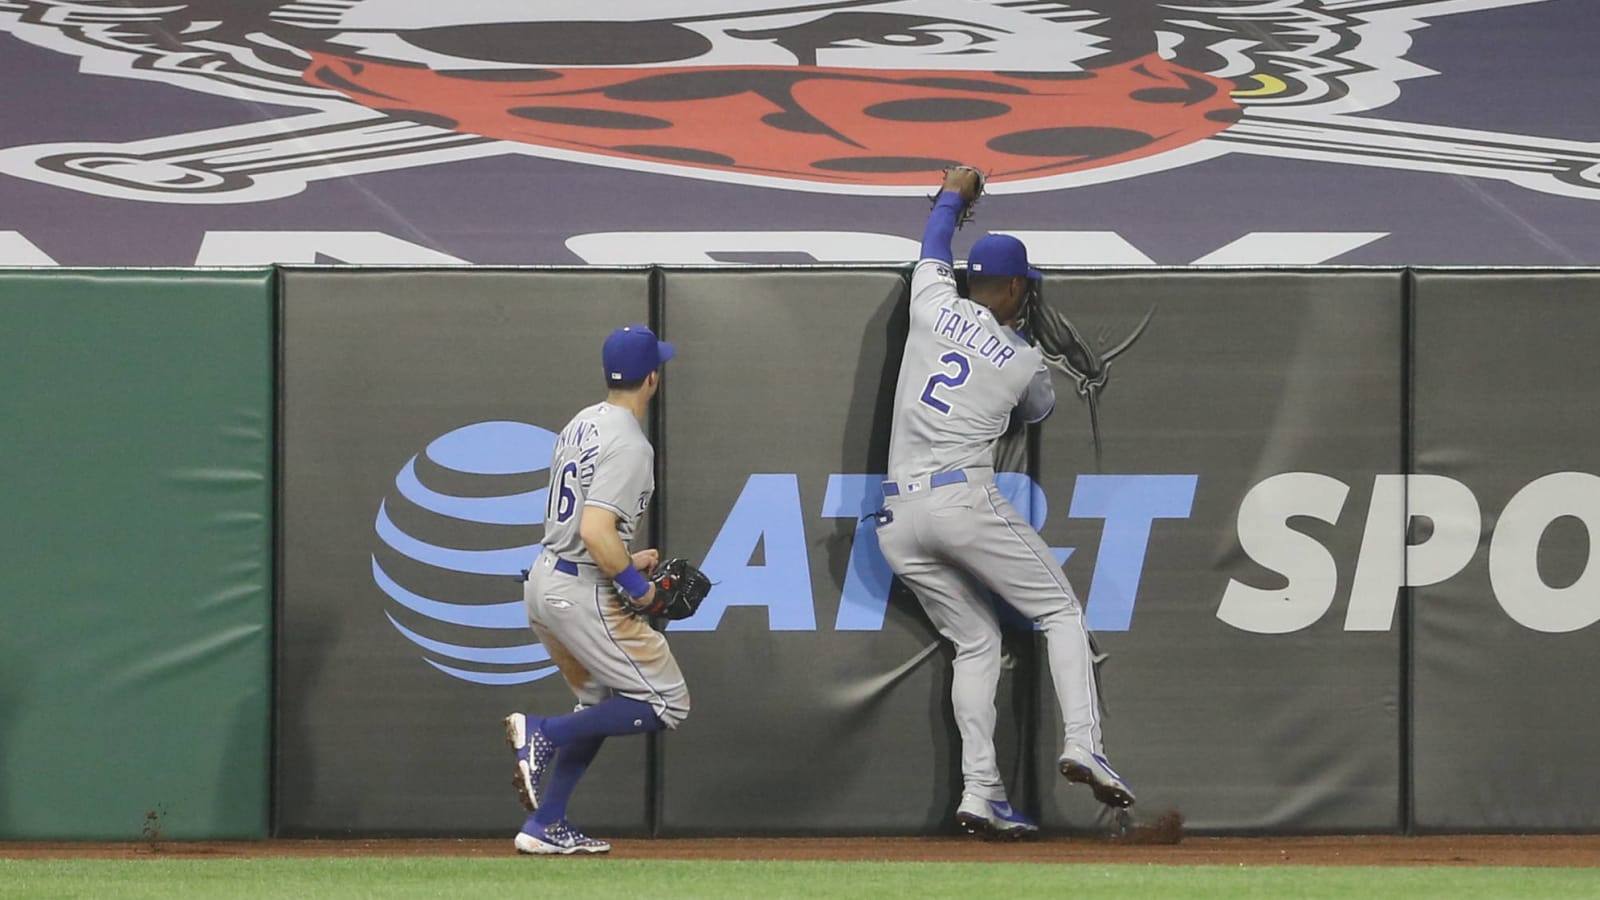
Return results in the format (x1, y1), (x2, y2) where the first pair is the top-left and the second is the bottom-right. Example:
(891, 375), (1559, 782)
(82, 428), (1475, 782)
(502, 324), (688, 855)
(876, 167), (1134, 839)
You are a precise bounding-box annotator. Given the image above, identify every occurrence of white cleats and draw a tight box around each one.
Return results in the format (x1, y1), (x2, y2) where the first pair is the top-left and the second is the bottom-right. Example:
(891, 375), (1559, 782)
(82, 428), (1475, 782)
(1059, 744), (1136, 808)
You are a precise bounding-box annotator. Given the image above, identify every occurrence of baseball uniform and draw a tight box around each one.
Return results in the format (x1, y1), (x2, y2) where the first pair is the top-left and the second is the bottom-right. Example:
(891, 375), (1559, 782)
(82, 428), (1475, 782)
(504, 324), (684, 856)
(876, 193), (1132, 822)
(525, 398), (689, 726)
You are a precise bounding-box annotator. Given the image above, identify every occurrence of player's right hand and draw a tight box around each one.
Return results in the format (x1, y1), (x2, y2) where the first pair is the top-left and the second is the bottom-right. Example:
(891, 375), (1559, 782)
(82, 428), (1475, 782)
(631, 548), (660, 575)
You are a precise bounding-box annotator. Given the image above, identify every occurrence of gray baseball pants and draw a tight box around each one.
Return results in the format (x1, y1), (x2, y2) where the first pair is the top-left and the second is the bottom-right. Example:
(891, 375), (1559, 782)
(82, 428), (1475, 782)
(524, 550), (691, 728)
(876, 468), (1104, 802)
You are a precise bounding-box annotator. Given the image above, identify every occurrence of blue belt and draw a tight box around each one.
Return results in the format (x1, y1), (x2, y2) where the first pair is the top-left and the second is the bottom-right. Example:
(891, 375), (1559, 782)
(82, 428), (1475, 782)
(518, 556), (586, 582)
(881, 469), (967, 498)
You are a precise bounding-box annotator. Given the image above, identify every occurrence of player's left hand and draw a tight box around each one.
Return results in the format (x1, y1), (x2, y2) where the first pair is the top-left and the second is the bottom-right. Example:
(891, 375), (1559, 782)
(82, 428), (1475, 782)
(631, 548), (660, 575)
(941, 165), (983, 202)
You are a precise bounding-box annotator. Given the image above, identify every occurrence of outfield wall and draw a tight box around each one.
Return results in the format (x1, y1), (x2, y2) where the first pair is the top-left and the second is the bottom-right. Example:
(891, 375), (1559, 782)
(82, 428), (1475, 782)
(0, 269), (274, 840)
(4, 266), (1598, 839)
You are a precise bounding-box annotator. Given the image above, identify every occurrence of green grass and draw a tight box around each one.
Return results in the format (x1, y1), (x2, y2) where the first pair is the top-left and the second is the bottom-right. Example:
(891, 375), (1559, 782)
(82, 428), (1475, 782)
(4, 858), (1600, 899)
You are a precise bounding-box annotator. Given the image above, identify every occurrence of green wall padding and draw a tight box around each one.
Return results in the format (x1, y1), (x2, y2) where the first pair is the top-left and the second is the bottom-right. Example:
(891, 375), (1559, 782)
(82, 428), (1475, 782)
(0, 269), (274, 839)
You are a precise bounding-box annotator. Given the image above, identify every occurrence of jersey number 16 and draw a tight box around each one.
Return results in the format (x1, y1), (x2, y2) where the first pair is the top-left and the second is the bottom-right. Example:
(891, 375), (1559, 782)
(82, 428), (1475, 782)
(550, 461), (579, 523)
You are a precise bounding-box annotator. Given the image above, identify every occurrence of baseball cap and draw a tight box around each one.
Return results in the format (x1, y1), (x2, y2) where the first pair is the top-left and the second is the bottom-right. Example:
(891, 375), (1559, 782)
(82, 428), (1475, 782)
(602, 324), (675, 382)
(968, 233), (1042, 281)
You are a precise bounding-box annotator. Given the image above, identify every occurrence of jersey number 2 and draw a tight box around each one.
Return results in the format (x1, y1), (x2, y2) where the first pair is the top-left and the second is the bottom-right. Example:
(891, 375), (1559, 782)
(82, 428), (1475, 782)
(551, 461), (579, 523)
(919, 351), (972, 415)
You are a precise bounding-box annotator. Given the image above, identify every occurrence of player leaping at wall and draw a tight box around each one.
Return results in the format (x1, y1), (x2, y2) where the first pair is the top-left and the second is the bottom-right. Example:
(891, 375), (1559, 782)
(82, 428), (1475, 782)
(875, 166), (1136, 839)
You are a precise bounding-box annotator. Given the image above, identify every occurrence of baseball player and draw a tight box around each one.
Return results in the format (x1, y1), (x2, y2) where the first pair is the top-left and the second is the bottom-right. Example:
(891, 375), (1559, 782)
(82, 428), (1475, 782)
(502, 324), (689, 855)
(875, 167), (1134, 838)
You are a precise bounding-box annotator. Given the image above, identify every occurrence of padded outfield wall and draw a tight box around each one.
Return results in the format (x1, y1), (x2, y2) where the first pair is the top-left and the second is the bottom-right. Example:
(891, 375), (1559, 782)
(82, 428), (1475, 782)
(0, 269), (274, 840)
(4, 266), (1598, 839)
(275, 266), (1600, 837)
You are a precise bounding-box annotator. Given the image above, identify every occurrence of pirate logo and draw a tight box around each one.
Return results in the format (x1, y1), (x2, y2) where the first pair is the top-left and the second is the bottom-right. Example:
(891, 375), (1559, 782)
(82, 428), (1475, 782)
(0, 0), (1595, 202)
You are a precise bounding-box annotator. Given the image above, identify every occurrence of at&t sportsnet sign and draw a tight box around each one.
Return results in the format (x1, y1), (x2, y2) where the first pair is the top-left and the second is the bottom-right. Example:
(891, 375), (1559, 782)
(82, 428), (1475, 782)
(372, 420), (1599, 685)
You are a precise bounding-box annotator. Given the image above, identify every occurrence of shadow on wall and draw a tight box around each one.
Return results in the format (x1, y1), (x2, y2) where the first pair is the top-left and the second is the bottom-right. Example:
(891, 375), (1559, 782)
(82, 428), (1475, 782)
(272, 600), (341, 836)
(836, 272), (981, 828)
(0, 662), (25, 836)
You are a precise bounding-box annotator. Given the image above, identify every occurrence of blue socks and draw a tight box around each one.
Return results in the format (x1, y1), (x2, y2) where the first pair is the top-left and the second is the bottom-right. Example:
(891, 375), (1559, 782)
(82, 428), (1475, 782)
(541, 696), (662, 746)
(531, 735), (604, 827)
(521, 697), (662, 831)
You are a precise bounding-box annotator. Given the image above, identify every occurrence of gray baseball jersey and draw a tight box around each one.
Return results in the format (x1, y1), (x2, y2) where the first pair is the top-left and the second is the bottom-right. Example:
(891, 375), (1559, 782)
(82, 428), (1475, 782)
(541, 401), (653, 562)
(877, 256), (1105, 804)
(886, 259), (1054, 483)
(524, 401), (689, 727)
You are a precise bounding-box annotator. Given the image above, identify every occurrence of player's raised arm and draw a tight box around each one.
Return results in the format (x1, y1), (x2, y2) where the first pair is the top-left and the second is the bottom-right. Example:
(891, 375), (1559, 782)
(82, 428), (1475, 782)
(920, 166), (984, 264)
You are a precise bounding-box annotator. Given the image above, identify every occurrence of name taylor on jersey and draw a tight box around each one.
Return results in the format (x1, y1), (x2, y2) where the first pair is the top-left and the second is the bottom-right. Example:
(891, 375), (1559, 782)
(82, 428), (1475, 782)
(933, 305), (1018, 370)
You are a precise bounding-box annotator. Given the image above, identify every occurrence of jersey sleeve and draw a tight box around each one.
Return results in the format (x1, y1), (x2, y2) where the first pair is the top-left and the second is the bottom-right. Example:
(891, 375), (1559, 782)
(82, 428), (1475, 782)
(910, 258), (959, 318)
(907, 190), (966, 317)
(919, 191), (965, 264)
(585, 438), (653, 525)
(1015, 356), (1056, 424)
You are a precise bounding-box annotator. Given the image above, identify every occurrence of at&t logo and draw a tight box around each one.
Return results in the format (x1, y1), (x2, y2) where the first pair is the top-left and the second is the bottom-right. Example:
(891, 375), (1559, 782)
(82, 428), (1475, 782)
(372, 420), (561, 685)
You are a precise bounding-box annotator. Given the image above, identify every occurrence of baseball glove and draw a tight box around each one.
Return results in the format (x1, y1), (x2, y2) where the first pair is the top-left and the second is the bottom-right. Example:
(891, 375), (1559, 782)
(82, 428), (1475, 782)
(622, 558), (712, 621)
(929, 165), (987, 228)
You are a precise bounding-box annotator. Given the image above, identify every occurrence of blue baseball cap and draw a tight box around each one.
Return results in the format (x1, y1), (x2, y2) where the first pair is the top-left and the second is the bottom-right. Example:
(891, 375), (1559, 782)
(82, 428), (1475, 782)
(968, 233), (1042, 281)
(602, 324), (675, 382)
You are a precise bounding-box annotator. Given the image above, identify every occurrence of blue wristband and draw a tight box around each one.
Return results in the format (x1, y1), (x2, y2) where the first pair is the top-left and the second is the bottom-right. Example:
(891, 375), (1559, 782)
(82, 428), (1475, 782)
(614, 565), (650, 600)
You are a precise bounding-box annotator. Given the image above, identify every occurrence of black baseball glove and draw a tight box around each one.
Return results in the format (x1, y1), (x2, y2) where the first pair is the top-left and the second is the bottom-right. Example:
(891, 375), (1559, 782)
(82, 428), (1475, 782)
(622, 558), (712, 621)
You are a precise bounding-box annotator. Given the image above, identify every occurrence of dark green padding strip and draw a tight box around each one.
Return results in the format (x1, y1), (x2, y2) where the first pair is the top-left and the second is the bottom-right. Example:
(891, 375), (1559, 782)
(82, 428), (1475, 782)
(0, 269), (273, 839)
